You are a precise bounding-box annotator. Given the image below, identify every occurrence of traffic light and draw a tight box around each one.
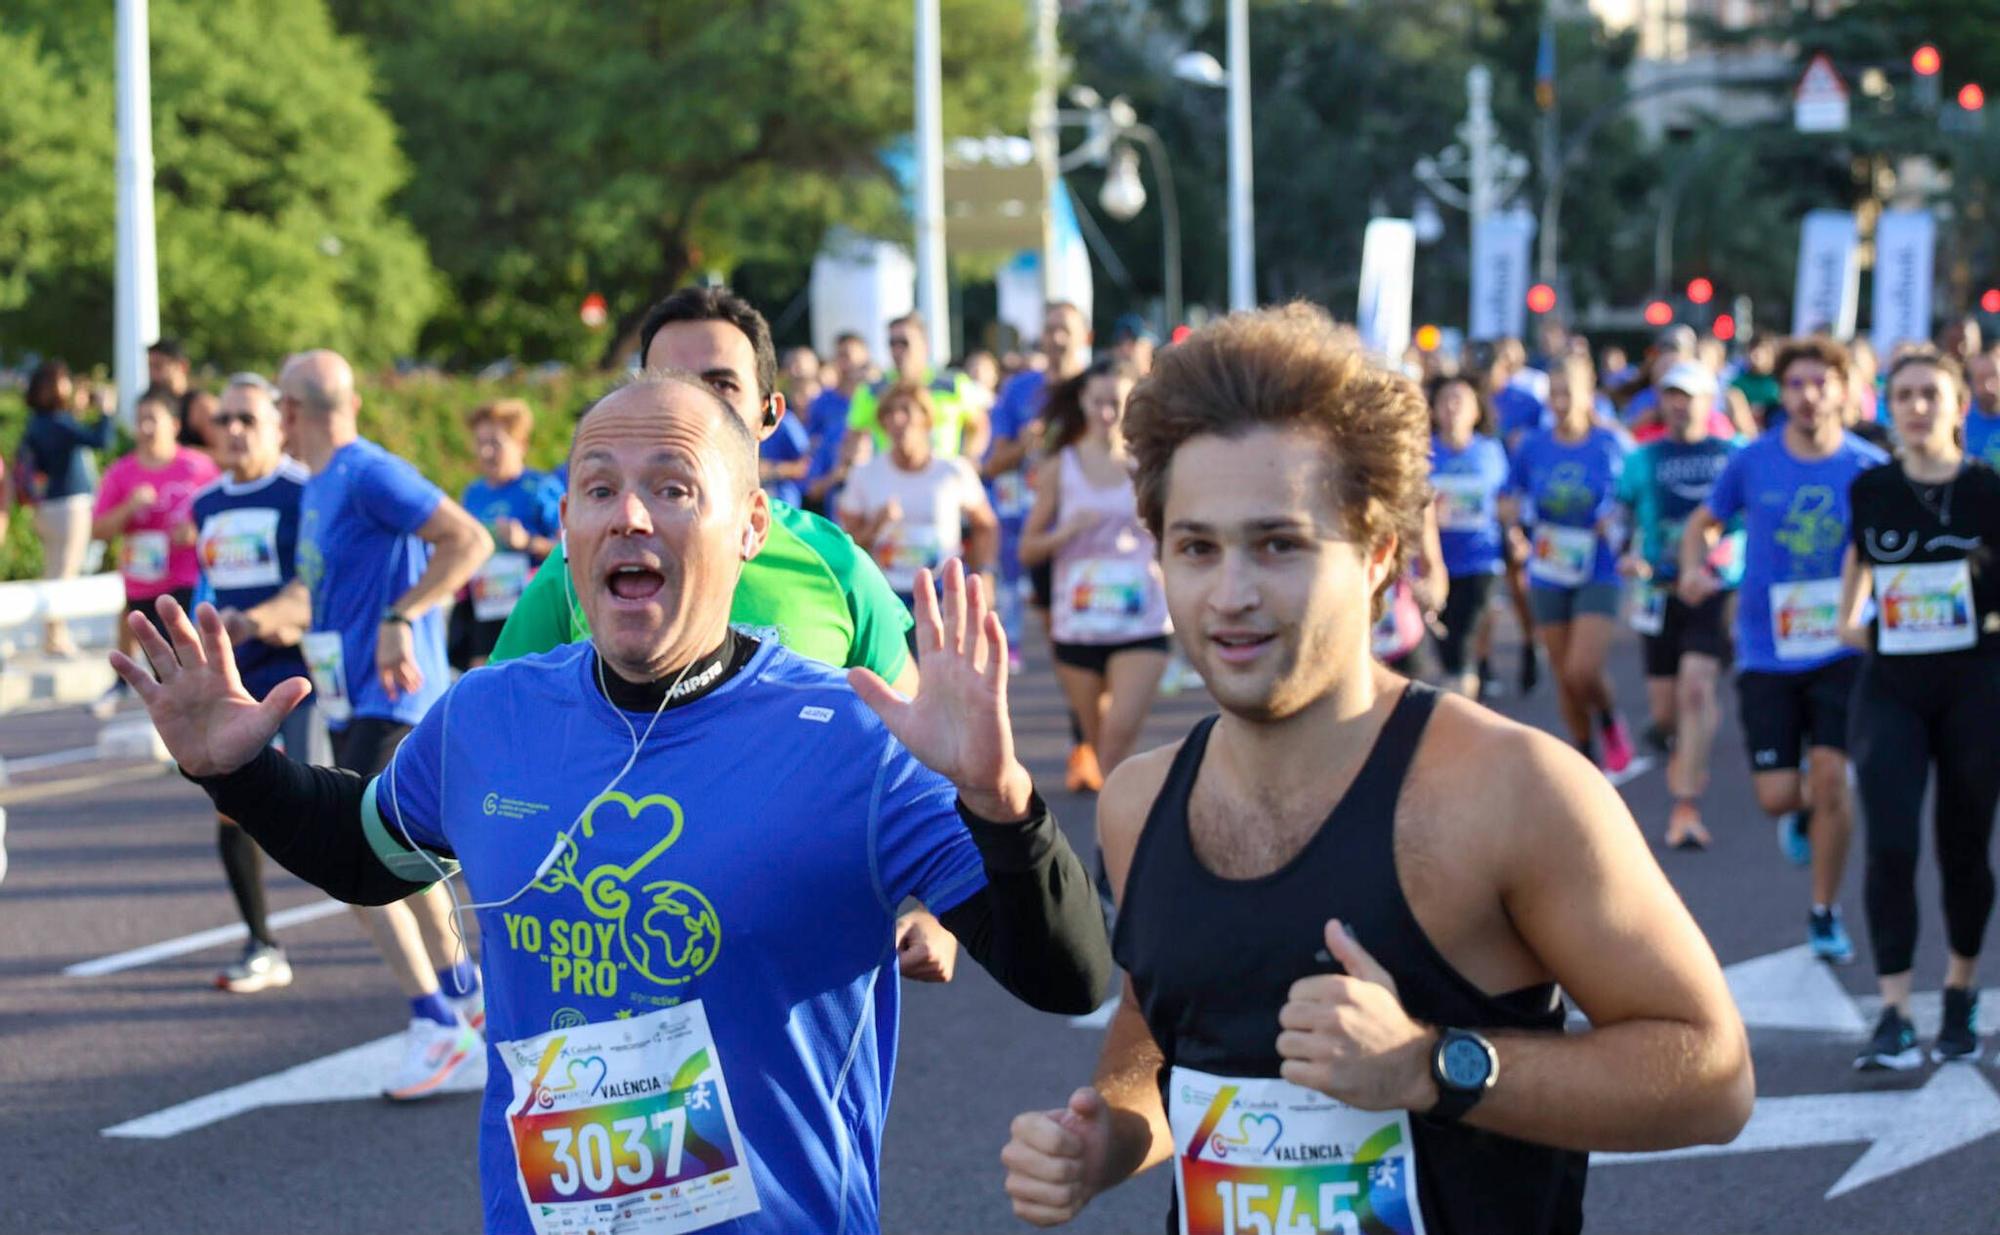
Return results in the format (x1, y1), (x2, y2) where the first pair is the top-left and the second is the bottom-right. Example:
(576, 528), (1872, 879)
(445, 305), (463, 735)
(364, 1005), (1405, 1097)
(1912, 45), (1941, 77)
(1644, 300), (1674, 327)
(1961, 83), (1986, 112)
(1526, 284), (1557, 315)
(1415, 324), (1442, 351)
(1686, 277), (1715, 306)
(1982, 288), (2000, 315)
(1713, 314), (1737, 342)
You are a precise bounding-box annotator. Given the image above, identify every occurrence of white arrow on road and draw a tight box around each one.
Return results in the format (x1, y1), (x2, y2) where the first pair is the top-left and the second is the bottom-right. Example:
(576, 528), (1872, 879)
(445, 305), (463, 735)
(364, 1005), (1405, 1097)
(102, 1030), (485, 1139)
(1598, 1066), (2000, 1199)
(1723, 944), (1868, 1034)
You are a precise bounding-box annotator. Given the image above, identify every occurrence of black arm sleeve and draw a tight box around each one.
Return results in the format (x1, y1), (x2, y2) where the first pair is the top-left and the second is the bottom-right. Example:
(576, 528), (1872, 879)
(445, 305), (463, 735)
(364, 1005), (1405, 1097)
(189, 745), (435, 906)
(935, 793), (1112, 1015)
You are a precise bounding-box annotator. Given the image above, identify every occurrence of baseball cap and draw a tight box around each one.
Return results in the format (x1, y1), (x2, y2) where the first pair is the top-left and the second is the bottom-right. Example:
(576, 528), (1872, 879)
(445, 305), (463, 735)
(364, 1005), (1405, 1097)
(1112, 313), (1158, 345)
(1659, 360), (1716, 397)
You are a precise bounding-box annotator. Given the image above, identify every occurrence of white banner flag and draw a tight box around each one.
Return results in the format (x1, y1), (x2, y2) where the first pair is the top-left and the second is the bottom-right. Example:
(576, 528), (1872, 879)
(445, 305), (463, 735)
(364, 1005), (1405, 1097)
(1356, 218), (1416, 361)
(1470, 209), (1537, 340)
(1792, 210), (1859, 338)
(1870, 209), (1936, 357)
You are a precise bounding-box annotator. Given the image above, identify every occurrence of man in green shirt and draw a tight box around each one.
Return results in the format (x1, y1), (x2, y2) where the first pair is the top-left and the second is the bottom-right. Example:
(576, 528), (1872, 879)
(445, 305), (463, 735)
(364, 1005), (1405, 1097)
(842, 312), (987, 461)
(491, 287), (917, 697)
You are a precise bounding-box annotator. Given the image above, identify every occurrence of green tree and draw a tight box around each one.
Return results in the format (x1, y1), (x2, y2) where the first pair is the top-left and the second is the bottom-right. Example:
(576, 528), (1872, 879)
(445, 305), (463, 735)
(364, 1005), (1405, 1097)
(0, 0), (439, 371)
(330, 0), (1035, 368)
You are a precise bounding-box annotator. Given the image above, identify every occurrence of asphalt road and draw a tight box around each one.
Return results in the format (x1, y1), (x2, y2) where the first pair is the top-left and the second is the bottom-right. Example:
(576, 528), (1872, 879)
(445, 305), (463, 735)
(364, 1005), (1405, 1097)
(3, 621), (1997, 1234)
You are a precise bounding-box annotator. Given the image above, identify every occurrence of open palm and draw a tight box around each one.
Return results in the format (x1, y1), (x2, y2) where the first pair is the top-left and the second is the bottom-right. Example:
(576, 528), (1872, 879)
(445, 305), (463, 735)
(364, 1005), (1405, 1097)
(849, 559), (1022, 812)
(107, 596), (311, 778)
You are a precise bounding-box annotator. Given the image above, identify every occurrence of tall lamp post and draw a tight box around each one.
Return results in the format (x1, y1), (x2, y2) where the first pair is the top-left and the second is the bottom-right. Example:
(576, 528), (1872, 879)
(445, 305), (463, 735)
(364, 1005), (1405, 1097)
(1062, 89), (1184, 329)
(1225, 0), (1255, 311)
(115, 0), (160, 425)
(913, 0), (951, 350)
(1414, 65), (1530, 328)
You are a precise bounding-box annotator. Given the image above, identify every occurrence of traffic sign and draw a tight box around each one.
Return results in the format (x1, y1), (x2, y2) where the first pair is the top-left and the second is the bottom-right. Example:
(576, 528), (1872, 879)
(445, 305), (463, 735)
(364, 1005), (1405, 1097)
(1794, 53), (1850, 134)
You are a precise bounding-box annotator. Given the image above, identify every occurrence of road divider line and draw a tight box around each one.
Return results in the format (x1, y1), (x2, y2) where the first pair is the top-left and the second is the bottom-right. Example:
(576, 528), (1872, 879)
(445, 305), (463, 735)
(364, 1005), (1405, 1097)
(0, 762), (173, 807)
(64, 899), (346, 977)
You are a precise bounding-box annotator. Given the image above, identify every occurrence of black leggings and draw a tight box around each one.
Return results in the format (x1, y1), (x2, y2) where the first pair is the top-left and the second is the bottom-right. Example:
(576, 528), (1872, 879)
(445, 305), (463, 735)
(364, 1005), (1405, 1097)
(1850, 654), (2000, 976)
(1434, 572), (1497, 678)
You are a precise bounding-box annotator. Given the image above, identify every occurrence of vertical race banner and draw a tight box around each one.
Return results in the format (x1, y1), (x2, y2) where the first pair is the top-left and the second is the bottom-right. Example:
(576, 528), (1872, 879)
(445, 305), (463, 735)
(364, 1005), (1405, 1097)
(1870, 208), (1936, 358)
(1792, 210), (1860, 338)
(1469, 208), (1536, 341)
(1356, 218), (1417, 362)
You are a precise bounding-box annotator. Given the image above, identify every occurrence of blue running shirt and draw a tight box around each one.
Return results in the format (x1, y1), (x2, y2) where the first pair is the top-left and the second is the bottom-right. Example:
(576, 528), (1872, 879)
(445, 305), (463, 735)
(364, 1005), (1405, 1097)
(297, 438), (450, 727)
(1966, 411), (2000, 472)
(190, 460), (310, 699)
(368, 640), (987, 1235)
(1703, 432), (1887, 673)
(1429, 434), (1509, 578)
(1506, 426), (1627, 589)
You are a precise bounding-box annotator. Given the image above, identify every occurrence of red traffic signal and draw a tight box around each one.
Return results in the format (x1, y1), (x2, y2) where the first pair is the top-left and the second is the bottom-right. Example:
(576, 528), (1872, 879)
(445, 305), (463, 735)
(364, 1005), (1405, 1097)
(1644, 300), (1674, 327)
(1961, 83), (1986, 112)
(1686, 277), (1715, 306)
(1713, 314), (1737, 342)
(1983, 288), (2000, 315)
(1526, 284), (1557, 314)
(580, 292), (609, 329)
(1913, 45), (1942, 77)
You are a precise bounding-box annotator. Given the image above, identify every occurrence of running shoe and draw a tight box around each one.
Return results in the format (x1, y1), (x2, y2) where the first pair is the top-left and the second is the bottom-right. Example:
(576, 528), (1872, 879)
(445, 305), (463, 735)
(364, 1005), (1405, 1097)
(1934, 987), (1981, 1064)
(90, 679), (131, 720)
(1064, 743), (1103, 794)
(450, 986), (487, 1034)
(1599, 716), (1635, 776)
(1777, 811), (1812, 867)
(383, 1017), (481, 1102)
(1642, 722), (1675, 757)
(1854, 1006), (1921, 1071)
(215, 940), (292, 993)
(1809, 906), (1855, 964)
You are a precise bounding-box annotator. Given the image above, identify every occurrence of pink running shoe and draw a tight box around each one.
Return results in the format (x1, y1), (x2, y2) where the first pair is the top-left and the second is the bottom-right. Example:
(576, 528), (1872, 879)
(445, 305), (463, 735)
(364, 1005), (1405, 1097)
(1600, 715), (1634, 775)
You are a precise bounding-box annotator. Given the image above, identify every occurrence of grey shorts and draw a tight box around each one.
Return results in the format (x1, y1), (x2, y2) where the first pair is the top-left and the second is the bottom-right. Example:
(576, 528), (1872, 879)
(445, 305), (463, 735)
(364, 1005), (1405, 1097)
(1529, 581), (1622, 627)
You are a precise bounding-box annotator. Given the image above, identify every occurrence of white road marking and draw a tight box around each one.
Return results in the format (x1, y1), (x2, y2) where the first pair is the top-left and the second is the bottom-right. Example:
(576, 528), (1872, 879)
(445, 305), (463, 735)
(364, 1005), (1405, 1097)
(1, 744), (105, 774)
(63, 899), (346, 977)
(102, 1029), (485, 1138)
(1725, 944), (1869, 1034)
(1598, 1066), (2000, 1199)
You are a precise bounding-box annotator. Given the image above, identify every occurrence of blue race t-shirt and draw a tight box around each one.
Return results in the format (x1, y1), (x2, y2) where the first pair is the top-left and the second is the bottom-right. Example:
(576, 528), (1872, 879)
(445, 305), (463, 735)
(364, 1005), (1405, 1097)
(367, 640), (988, 1235)
(1506, 426), (1626, 589)
(802, 389), (854, 510)
(297, 438), (449, 728)
(1494, 385), (1547, 453)
(1704, 432), (1887, 673)
(190, 459), (310, 699)
(463, 471), (561, 556)
(1967, 411), (2000, 471)
(1429, 434), (1508, 578)
(1615, 437), (1744, 585)
(756, 412), (811, 509)
(986, 370), (1049, 584)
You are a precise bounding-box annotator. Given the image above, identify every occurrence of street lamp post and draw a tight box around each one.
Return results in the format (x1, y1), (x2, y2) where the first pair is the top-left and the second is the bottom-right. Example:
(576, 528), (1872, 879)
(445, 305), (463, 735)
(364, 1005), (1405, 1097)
(1225, 0), (1255, 311)
(1061, 93), (1184, 329)
(115, 0), (160, 426)
(1414, 65), (1530, 327)
(913, 0), (951, 350)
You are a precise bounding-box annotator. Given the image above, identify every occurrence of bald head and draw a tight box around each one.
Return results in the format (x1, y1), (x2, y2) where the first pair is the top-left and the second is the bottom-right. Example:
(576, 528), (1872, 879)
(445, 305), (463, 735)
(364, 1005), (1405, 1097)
(278, 349), (358, 420)
(571, 369), (760, 500)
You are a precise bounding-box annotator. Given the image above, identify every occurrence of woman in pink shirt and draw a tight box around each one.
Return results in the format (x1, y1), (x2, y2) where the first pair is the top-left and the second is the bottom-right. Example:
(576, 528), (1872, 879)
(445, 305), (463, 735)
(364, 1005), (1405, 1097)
(93, 388), (220, 706)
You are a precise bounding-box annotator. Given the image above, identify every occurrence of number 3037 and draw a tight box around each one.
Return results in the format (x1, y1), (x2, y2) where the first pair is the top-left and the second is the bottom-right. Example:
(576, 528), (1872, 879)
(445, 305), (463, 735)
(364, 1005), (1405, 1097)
(541, 1109), (687, 1197)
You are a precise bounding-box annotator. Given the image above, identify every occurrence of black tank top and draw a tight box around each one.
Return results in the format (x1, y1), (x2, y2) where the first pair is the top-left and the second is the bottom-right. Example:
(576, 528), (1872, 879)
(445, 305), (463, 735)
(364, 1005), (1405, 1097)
(1113, 684), (1586, 1235)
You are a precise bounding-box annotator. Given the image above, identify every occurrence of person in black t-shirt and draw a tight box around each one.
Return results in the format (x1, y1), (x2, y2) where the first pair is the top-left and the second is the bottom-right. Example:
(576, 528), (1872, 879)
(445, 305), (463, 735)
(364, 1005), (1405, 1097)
(1838, 347), (2000, 1071)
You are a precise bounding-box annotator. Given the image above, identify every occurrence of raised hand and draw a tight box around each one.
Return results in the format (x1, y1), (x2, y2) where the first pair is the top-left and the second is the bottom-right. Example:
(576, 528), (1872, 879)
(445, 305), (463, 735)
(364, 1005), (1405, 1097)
(1275, 920), (1437, 1113)
(1001, 1087), (1115, 1227)
(107, 596), (311, 778)
(849, 558), (1033, 821)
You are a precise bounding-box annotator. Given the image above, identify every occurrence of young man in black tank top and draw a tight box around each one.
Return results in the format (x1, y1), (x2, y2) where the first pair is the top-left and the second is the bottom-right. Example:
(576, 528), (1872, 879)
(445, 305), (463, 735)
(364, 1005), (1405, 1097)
(1000, 306), (1752, 1235)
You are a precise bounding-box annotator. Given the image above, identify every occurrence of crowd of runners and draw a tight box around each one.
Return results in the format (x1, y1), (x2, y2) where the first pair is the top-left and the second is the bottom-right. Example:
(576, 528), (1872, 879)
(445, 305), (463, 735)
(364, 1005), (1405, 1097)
(15, 283), (2000, 1232)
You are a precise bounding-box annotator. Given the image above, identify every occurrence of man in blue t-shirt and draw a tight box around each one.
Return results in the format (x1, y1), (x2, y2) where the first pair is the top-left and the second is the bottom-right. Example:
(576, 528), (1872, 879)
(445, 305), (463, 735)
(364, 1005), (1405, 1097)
(1681, 338), (1886, 964)
(802, 332), (871, 515)
(1612, 361), (1743, 850)
(457, 399), (560, 668)
(239, 349), (497, 1101)
(192, 373), (312, 994)
(756, 347), (817, 509)
(1963, 343), (2000, 469)
(117, 370), (1109, 1235)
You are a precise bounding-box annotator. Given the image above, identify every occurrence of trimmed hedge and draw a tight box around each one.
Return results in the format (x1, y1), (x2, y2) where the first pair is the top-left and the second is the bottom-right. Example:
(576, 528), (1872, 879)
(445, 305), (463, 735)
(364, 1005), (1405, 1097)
(0, 372), (612, 582)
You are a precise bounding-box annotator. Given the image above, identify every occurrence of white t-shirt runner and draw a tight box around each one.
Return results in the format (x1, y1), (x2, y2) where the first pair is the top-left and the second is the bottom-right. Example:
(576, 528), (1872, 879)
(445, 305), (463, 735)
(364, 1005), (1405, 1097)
(839, 453), (985, 594)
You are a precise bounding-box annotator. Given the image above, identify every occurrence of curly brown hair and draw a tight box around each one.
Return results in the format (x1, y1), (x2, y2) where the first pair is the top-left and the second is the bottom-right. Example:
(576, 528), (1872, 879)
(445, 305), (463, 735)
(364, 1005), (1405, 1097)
(1124, 303), (1432, 617)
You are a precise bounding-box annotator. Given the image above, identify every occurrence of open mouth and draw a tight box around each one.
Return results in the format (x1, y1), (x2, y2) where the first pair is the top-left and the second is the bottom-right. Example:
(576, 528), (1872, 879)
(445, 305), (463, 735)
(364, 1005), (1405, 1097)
(1209, 632), (1275, 663)
(605, 564), (666, 601)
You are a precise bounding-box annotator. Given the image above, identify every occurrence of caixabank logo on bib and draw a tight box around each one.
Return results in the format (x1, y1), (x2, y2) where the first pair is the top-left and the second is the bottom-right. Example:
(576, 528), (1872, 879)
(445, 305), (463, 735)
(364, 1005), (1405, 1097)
(500, 791), (721, 1021)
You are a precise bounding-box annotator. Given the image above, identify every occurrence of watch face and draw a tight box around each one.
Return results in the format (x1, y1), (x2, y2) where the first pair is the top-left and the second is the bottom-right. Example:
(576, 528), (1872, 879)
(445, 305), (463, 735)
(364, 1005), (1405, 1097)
(1441, 1036), (1492, 1088)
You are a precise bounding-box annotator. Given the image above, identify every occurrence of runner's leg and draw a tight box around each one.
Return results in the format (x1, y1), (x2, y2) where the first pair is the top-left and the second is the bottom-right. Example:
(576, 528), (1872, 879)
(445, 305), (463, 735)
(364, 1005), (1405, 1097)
(1560, 612), (1617, 724)
(1095, 646), (1169, 774)
(1850, 662), (1928, 1008)
(1932, 670), (2000, 992)
(1669, 654), (1721, 801)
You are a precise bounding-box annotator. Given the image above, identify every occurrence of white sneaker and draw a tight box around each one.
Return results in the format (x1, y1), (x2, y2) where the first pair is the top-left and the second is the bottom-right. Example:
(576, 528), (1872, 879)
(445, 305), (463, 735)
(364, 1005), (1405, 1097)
(449, 986), (486, 1033)
(215, 940), (293, 993)
(382, 1017), (480, 1102)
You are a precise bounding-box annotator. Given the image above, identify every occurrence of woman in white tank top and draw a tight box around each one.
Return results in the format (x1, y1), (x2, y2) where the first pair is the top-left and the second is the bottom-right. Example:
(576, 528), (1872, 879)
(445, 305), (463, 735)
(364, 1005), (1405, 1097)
(1019, 359), (1172, 780)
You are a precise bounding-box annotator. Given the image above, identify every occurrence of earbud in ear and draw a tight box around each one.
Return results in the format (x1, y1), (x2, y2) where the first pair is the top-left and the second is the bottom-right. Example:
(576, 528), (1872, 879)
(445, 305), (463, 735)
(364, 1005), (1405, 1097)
(761, 403), (778, 429)
(560, 528), (569, 561)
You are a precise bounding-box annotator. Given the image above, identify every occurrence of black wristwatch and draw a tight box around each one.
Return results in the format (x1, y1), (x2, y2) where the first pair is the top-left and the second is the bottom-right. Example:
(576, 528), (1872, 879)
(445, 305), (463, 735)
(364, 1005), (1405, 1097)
(1426, 1028), (1498, 1123)
(380, 609), (410, 627)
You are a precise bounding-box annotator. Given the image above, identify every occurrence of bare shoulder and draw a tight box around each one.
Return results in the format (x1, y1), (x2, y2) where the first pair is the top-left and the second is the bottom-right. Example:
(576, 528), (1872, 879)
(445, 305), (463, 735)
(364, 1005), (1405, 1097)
(1097, 738), (1185, 896)
(1412, 693), (1635, 853)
